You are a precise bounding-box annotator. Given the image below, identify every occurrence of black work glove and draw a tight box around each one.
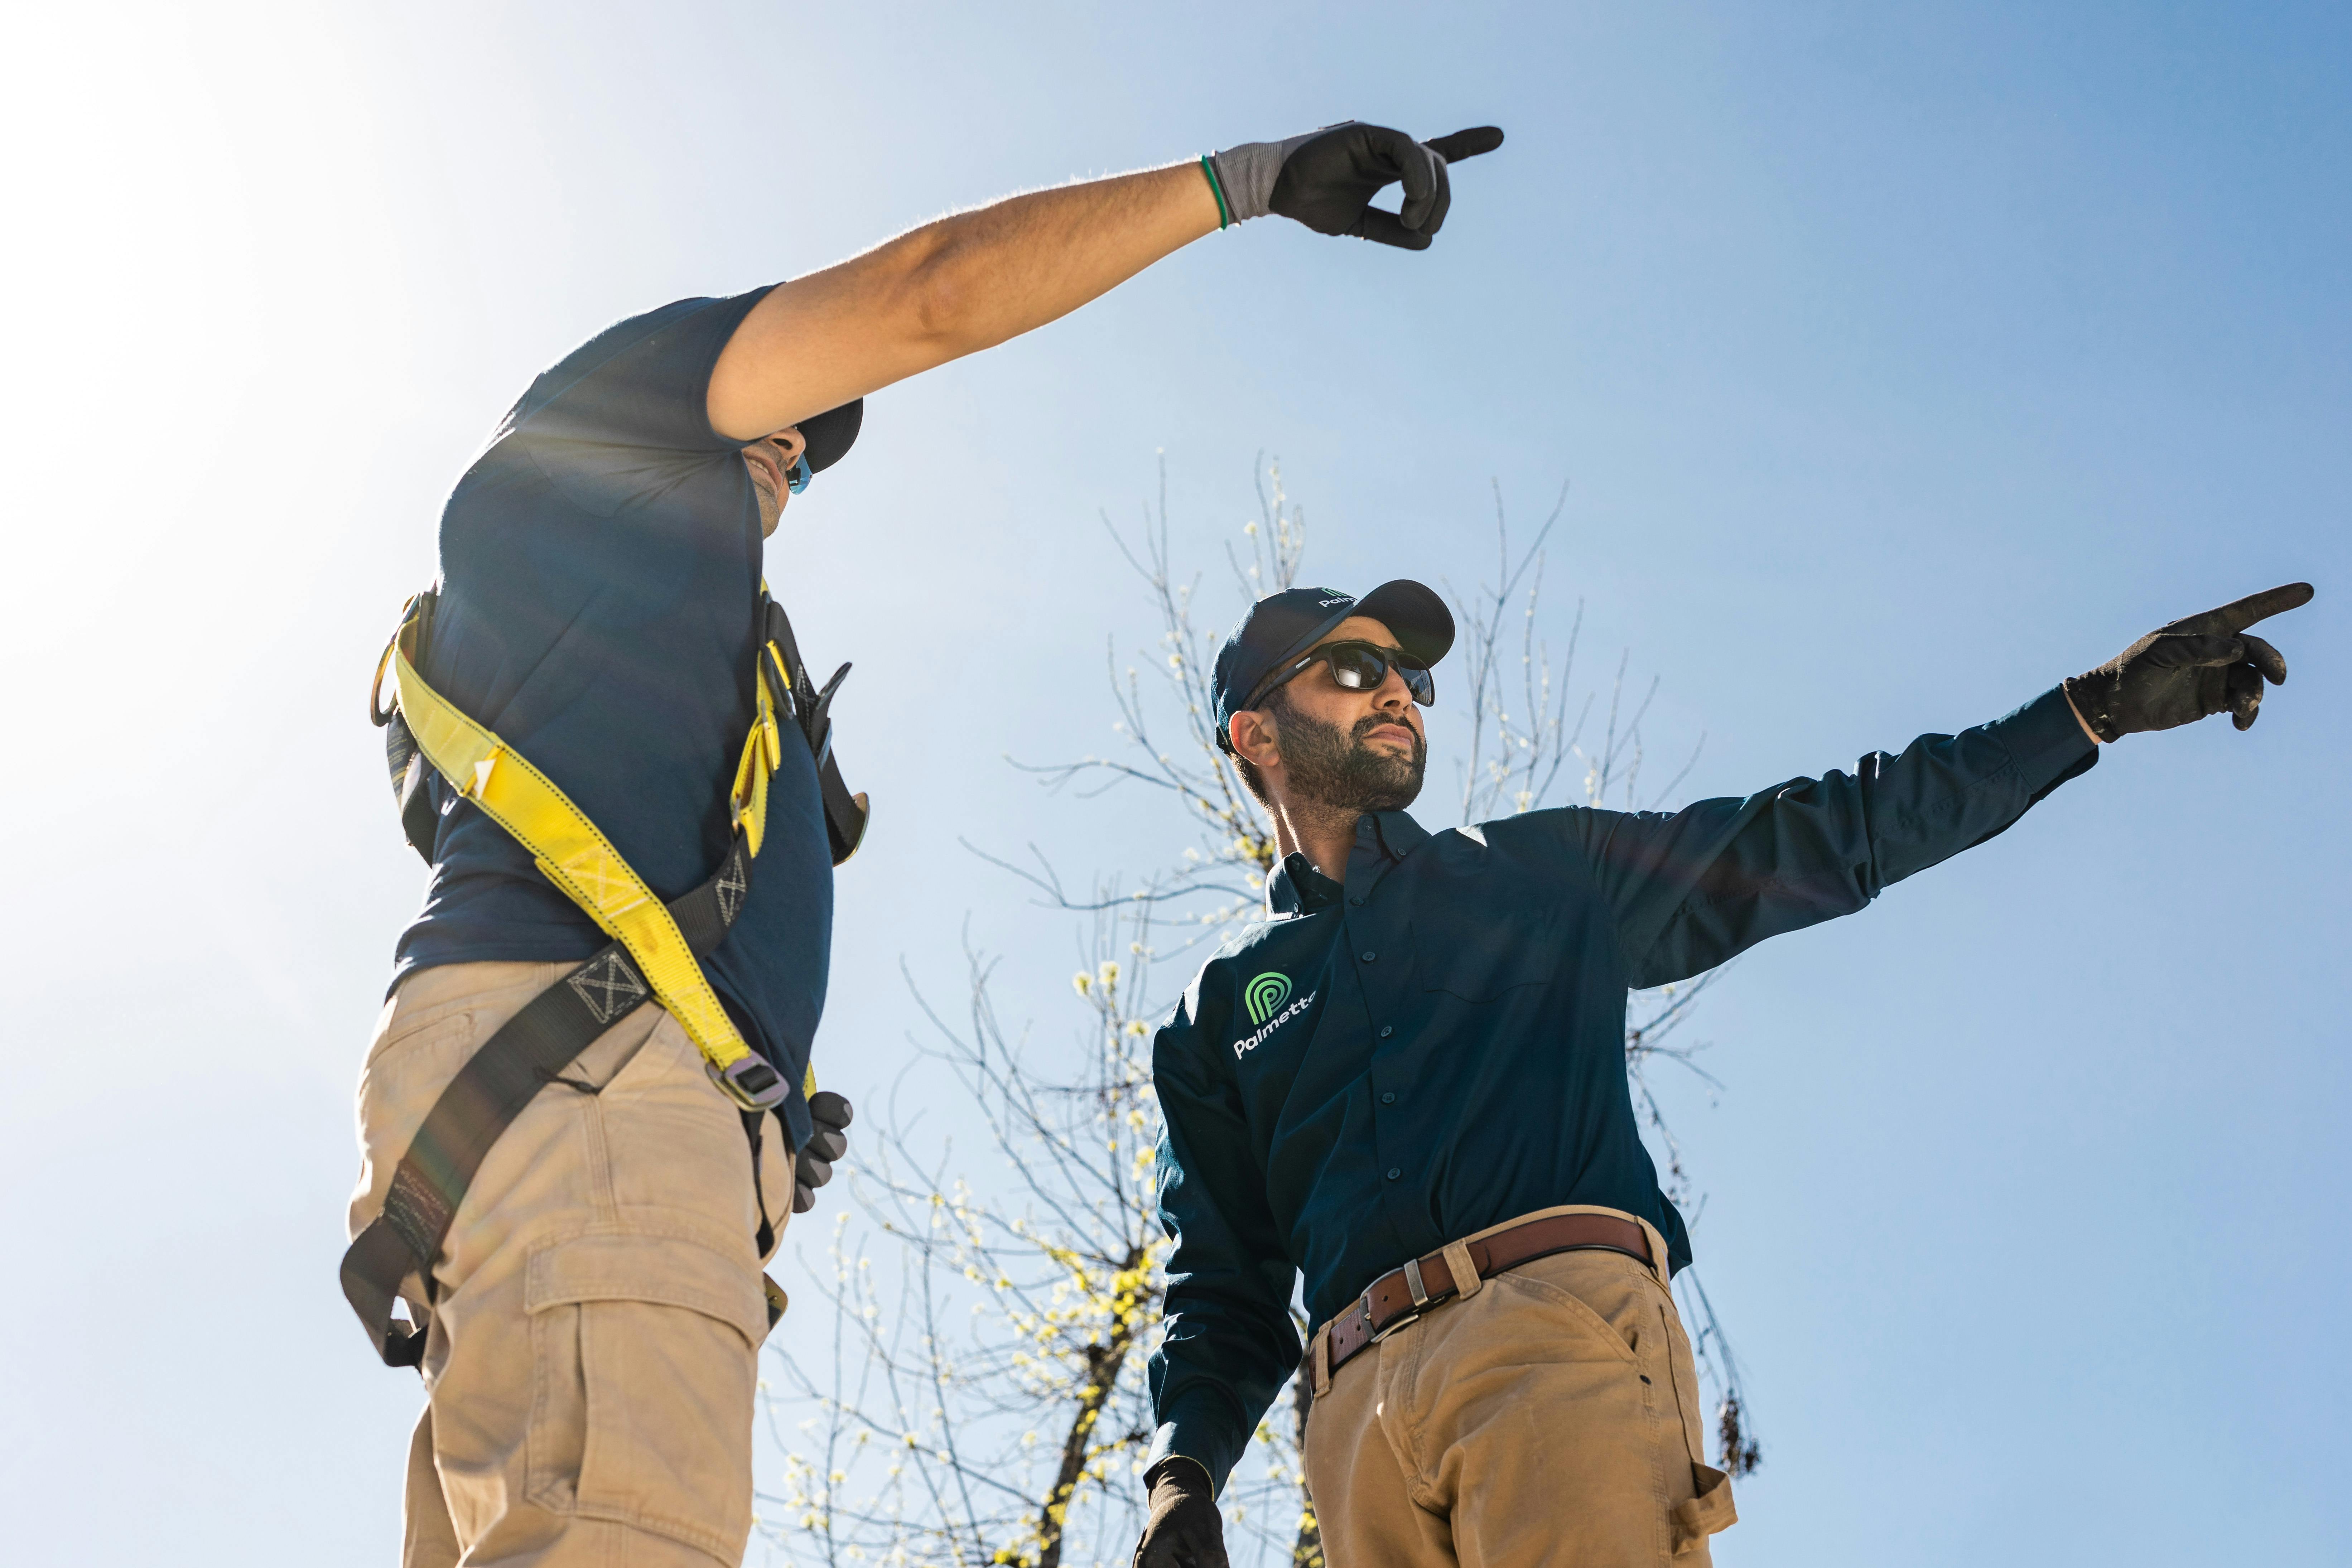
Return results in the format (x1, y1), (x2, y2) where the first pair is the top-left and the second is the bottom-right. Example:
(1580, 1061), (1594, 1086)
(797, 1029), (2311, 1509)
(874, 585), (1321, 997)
(792, 1090), (852, 1214)
(2063, 583), (2314, 741)
(1134, 1458), (1226, 1568)
(1209, 123), (1504, 249)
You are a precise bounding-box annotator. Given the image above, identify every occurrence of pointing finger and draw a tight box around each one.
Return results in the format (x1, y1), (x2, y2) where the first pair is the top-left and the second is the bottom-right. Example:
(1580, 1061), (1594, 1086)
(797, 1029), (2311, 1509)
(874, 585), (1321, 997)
(2217, 581), (2315, 632)
(1425, 126), (1505, 162)
(2238, 632), (2288, 685)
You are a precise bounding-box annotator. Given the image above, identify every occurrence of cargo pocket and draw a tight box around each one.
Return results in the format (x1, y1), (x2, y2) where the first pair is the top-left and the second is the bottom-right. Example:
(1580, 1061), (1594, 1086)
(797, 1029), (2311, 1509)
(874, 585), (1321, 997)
(523, 1230), (770, 1564)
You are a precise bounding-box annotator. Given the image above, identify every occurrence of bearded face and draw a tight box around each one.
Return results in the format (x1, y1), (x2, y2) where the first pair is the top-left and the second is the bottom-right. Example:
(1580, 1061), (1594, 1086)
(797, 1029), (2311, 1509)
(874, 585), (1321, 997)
(1267, 691), (1427, 813)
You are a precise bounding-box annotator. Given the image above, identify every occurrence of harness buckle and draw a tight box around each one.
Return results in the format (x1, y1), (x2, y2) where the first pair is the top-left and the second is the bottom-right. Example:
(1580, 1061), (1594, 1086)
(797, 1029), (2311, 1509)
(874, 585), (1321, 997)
(708, 1055), (790, 1112)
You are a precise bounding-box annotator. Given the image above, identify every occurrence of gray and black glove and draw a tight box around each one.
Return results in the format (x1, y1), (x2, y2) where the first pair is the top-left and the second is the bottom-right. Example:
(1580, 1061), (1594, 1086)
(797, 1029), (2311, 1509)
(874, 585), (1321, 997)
(1133, 1458), (1226, 1568)
(1208, 123), (1504, 249)
(2063, 582), (2314, 741)
(793, 1090), (853, 1214)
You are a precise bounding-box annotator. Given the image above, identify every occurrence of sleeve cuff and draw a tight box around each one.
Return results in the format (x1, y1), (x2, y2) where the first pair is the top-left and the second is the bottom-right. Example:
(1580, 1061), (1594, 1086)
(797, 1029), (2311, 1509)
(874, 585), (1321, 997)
(1143, 1409), (1240, 1499)
(1987, 684), (2100, 800)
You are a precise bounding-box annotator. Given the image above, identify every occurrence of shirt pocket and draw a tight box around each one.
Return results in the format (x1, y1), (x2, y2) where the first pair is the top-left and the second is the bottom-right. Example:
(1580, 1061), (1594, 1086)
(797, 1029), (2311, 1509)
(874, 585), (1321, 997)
(1413, 908), (1563, 1003)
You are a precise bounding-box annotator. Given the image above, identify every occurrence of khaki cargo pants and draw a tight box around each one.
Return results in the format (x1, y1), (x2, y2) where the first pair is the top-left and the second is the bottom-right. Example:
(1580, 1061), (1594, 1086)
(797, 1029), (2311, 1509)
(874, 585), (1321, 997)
(1302, 1207), (1736, 1568)
(349, 960), (794, 1567)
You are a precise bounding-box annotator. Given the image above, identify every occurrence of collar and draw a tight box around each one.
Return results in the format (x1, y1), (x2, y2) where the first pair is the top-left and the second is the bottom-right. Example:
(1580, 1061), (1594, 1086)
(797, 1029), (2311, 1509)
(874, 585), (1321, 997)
(1360, 808), (1432, 861)
(1263, 809), (1432, 915)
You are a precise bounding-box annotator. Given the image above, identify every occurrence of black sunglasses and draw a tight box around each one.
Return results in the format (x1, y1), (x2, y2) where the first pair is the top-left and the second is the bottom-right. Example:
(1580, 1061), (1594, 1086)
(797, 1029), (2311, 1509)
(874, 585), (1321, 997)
(1255, 640), (1436, 709)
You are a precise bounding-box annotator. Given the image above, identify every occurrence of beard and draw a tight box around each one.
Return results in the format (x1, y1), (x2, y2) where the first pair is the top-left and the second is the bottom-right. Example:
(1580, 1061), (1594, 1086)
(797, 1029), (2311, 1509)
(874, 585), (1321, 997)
(1277, 703), (1427, 813)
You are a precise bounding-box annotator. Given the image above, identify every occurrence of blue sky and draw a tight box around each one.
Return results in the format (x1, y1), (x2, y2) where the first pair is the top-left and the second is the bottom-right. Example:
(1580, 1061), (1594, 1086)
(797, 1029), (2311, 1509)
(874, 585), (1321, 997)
(1, 3), (2345, 1563)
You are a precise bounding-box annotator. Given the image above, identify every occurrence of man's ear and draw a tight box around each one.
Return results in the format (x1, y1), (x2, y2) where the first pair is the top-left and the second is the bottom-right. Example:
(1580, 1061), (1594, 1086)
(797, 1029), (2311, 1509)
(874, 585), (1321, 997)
(1229, 708), (1279, 768)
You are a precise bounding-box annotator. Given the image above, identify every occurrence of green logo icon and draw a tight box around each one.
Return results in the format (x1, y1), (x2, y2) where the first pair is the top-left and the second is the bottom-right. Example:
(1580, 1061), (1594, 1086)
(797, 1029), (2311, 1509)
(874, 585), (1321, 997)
(1244, 971), (1293, 1026)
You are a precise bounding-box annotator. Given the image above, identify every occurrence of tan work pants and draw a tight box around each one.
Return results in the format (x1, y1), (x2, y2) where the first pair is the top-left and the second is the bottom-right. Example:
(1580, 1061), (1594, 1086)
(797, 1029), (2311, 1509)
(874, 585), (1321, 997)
(349, 960), (794, 1567)
(1302, 1207), (1736, 1568)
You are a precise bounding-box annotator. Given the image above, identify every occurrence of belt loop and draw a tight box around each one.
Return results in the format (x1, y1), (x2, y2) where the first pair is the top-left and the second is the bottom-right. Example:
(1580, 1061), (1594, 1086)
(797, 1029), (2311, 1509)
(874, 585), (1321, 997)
(1312, 1322), (1333, 1398)
(1442, 1238), (1482, 1300)
(1634, 1217), (1673, 1289)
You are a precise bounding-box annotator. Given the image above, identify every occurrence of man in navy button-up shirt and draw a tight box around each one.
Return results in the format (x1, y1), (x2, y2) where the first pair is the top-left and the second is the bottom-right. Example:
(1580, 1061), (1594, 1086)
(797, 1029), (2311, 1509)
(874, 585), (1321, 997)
(1132, 579), (2310, 1567)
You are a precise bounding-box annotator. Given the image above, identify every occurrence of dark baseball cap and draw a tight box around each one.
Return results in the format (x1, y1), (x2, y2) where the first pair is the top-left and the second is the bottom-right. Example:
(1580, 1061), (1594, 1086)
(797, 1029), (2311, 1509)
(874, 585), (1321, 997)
(1211, 581), (1456, 753)
(798, 398), (863, 474)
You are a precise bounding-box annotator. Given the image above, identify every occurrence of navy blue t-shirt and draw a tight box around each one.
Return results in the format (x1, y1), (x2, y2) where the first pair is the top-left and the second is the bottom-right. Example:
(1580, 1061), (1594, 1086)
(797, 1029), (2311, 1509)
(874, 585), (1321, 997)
(392, 288), (832, 1149)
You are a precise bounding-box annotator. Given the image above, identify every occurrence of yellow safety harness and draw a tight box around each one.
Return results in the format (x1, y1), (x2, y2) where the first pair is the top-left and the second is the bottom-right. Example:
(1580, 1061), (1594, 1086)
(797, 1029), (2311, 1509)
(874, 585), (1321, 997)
(371, 588), (817, 1106)
(345, 583), (866, 1367)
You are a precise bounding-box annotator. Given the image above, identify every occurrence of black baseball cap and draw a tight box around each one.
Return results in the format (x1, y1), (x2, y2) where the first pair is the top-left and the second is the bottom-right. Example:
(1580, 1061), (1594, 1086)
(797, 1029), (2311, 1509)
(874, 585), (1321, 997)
(1211, 581), (1455, 753)
(798, 399), (863, 474)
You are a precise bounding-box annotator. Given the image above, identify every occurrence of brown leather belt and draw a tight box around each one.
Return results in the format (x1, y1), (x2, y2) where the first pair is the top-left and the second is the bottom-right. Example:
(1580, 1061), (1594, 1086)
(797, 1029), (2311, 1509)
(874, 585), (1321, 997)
(1320, 1212), (1653, 1378)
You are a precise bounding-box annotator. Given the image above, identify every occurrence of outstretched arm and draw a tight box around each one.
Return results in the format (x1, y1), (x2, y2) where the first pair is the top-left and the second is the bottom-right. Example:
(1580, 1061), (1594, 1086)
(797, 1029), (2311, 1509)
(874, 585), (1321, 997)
(1571, 687), (2102, 989)
(707, 123), (1504, 439)
(1571, 582), (2314, 987)
(709, 162), (1218, 439)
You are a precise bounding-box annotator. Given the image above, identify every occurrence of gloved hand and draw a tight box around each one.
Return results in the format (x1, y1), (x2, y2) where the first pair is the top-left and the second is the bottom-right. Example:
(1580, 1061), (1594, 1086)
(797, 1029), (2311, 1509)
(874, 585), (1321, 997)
(1133, 1458), (1227, 1568)
(1209, 123), (1504, 249)
(793, 1090), (853, 1214)
(2063, 583), (2314, 741)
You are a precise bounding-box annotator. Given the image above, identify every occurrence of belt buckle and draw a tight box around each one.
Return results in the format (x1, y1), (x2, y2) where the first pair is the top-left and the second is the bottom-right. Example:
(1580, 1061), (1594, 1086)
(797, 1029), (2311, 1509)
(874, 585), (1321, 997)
(1365, 1285), (1421, 1346)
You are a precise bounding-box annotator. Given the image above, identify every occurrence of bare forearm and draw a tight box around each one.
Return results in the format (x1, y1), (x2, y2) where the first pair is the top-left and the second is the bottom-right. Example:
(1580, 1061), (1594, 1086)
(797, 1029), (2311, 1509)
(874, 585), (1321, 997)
(710, 162), (1218, 440)
(921, 162), (1218, 354)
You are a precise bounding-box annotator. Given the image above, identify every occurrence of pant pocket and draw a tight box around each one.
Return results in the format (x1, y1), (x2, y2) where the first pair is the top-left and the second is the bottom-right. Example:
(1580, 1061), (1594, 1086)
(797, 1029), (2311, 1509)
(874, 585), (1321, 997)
(524, 1229), (771, 1564)
(1490, 1253), (1649, 1366)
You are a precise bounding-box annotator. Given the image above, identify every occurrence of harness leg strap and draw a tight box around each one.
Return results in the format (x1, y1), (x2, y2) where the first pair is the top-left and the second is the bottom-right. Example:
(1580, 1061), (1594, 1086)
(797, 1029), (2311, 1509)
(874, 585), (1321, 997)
(341, 833), (772, 1368)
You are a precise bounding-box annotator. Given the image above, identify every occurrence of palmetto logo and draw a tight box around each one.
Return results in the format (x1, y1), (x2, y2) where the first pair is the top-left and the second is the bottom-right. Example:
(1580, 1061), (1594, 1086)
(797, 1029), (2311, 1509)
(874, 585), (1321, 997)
(1243, 971), (1293, 1026)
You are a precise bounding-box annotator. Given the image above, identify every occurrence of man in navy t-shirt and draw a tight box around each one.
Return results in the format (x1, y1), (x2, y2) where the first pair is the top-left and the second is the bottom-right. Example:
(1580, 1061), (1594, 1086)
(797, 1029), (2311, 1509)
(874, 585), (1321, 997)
(396, 290), (844, 1157)
(349, 123), (1504, 1567)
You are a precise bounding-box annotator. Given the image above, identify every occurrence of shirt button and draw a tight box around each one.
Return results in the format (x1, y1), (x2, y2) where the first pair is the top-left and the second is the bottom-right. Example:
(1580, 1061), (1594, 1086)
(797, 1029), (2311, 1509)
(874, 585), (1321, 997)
(1349, 896), (1364, 907)
(1381, 1091), (1396, 1104)
(1360, 950), (1377, 963)
(1379, 1025), (1394, 1038)
(1386, 1168), (1402, 1181)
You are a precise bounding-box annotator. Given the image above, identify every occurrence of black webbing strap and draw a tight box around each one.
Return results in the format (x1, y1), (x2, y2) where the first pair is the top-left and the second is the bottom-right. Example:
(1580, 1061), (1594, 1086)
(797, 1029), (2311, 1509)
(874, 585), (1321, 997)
(339, 835), (755, 1368)
(381, 589), (440, 863)
(743, 1109), (778, 1258)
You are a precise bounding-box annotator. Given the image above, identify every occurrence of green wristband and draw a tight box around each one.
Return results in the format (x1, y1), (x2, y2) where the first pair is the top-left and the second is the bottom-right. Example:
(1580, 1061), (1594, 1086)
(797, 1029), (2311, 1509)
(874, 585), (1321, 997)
(1199, 154), (1233, 230)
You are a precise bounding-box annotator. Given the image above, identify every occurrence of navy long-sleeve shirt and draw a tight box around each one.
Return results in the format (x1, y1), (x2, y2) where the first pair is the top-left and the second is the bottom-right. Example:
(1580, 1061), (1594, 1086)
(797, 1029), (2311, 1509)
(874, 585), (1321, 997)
(1144, 686), (2099, 1492)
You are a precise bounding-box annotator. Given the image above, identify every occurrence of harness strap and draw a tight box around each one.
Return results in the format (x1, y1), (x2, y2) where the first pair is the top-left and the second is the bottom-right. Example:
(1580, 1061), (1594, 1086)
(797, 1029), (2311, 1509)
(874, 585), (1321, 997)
(742, 1109), (778, 1258)
(386, 630), (767, 1100)
(380, 602), (771, 1094)
(339, 836), (754, 1368)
